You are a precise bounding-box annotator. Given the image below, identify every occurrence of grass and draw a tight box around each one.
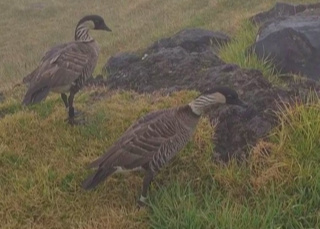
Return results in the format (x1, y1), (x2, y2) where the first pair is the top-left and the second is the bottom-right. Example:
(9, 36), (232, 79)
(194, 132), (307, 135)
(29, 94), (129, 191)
(219, 20), (280, 84)
(0, 90), (198, 229)
(148, 98), (320, 228)
(1, 0), (320, 228)
(1, 0), (317, 90)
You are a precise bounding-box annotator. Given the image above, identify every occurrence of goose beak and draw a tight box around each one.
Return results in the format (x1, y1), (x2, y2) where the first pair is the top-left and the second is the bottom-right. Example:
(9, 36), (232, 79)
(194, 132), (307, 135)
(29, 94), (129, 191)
(103, 24), (112, 32)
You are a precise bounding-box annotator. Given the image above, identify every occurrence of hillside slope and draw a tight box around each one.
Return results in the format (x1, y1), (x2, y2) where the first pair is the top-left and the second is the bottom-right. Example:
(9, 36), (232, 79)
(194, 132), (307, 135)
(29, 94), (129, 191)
(1, 0), (320, 228)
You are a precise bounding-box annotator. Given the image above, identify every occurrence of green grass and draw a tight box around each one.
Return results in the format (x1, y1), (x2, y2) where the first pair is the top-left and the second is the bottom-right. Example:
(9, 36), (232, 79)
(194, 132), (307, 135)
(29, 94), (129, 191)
(219, 20), (280, 84)
(1, 0), (320, 228)
(148, 99), (320, 228)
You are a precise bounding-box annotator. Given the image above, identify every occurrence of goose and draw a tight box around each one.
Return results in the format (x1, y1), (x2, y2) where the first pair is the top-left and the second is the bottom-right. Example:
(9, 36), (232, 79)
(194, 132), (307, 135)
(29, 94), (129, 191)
(22, 15), (111, 124)
(82, 86), (246, 206)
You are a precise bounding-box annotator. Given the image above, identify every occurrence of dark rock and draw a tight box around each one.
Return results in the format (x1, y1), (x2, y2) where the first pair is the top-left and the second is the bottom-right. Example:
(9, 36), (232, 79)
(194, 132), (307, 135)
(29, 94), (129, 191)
(250, 2), (320, 25)
(279, 74), (320, 99)
(203, 68), (292, 162)
(105, 52), (140, 75)
(147, 28), (230, 53)
(97, 26), (320, 163)
(251, 14), (320, 81)
(210, 71), (320, 162)
(106, 47), (224, 93)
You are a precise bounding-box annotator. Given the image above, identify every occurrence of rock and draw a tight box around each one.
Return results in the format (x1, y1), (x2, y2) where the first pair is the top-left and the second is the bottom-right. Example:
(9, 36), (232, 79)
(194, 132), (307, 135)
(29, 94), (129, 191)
(103, 28), (230, 91)
(146, 28), (230, 53)
(96, 26), (320, 163)
(106, 47), (224, 93)
(203, 68), (292, 162)
(250, 2), (320, 25)
(209, 70), (320, 162)
(251, 14), (320, 81)
(104, 52), (140, 75)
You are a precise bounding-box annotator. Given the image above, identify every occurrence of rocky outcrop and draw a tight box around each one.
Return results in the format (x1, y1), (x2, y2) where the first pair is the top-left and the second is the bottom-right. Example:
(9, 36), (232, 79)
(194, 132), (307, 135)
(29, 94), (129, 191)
(250, 2), (320, 25)
(250, 3), (320, 81)
(145, 28), (230, 53)
(103, 28), (230, 93)
(105, 52), (140, 76)
(105, 47), (224, 93)
(91, 27), (320, 162)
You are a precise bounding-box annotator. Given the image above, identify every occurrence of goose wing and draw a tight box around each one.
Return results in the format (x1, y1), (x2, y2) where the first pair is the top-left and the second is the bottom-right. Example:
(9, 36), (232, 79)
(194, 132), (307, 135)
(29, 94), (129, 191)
(22, 44), (69, 85)
(87, 109), (170, 169)
(82, 108), (189, 189)
(22, 41), (95, 105)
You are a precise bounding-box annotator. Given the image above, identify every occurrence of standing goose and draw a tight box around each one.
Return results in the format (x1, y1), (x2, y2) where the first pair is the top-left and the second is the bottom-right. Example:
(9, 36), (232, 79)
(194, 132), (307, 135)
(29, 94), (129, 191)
(22, 15), (111, 124)
(82, 86), (246, 206)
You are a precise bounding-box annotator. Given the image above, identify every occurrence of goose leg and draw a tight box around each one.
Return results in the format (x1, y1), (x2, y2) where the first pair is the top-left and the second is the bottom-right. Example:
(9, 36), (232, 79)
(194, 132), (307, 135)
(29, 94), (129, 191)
(61, 93), (68, 108)
(65, 88), (85, 125)
(137, 170), (154, 207)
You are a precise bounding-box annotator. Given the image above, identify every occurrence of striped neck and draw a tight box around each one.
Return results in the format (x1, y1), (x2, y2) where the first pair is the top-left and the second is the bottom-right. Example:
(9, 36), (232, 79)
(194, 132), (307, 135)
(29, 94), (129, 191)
(188, 93), (226, 115)
(74, 23), (94, 42)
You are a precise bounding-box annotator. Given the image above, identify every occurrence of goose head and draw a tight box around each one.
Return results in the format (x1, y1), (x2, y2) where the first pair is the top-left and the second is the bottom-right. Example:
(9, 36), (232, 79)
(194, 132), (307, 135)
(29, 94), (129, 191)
(189, 86), (246, 115)
(77, 15), (112, 31)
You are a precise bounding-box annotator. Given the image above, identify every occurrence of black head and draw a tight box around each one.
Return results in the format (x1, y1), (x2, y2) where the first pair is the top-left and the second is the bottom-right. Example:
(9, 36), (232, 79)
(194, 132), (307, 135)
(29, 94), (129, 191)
(77, 15), (112, 31)
(203, 86), (246, 106)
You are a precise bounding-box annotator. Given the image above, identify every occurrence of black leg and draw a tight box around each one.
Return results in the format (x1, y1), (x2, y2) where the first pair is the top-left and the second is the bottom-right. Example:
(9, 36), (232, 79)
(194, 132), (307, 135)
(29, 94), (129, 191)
(61, 93), (68, 108)
(66, 91), (78, 125)
(68, 92), (75, 119)
(65, 87), (85, 125)
(137, 170), (154, 207)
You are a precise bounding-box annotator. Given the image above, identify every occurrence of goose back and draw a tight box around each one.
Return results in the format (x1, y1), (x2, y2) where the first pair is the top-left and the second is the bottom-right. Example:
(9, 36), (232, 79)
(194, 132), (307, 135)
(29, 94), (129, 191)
(22, 40), (100, 105)
(83, 105), (200, 189)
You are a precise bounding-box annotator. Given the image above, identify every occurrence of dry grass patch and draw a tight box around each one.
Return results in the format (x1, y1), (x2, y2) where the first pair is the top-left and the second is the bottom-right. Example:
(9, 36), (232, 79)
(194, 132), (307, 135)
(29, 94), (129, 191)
(249, 141), (288, 192)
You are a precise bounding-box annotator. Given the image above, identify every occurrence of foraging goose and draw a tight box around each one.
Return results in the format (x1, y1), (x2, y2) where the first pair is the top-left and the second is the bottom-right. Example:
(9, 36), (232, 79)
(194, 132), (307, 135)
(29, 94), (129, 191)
(22, 15), (111, 124)
(82, 86), (246, 206)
